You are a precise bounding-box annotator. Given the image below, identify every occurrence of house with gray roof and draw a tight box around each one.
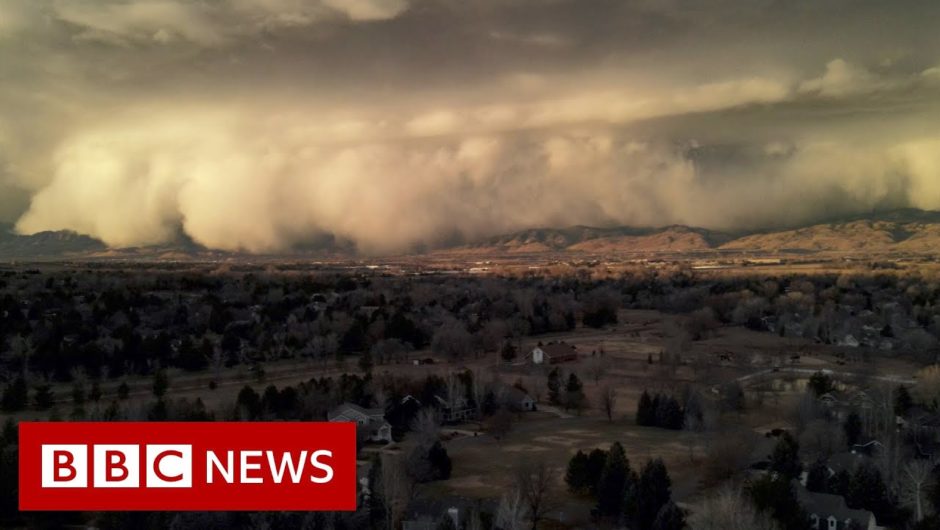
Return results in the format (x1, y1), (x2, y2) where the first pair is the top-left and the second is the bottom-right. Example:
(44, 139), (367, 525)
(795, 482), (882, 530)
(328, 402), (392, 443)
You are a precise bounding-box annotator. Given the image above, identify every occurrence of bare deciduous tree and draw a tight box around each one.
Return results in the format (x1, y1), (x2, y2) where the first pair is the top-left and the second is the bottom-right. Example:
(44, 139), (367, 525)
(411, 408), (441, 446)
(496, 488), (526, 530)
(487, 407), (514, 442)
(378, 455), (415, 530)
(900, 459), (935, 522)
(687, 485), (781, 530)
(599, 385), (615, 422)
(514, 460), (558, 530)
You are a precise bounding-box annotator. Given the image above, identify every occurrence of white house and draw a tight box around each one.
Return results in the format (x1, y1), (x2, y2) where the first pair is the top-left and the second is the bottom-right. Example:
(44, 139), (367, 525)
(531, 342), (578, 365)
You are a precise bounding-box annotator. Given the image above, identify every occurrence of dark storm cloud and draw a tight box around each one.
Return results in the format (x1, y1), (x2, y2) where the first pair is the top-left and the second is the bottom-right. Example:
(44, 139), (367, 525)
(1, 0), (939, 253)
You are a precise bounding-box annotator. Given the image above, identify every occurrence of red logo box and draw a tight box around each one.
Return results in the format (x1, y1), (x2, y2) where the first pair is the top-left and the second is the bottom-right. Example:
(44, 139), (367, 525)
(19, 422), (357, 511)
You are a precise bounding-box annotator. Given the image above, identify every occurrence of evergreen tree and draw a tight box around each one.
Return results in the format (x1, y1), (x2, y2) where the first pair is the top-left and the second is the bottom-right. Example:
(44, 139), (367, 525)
(565, 373), (586, 413)
(0, 376), (28, 412)
(71, 381), (86, 406)
(117, 381), (130, 400)
(843, 412), (863, 446)
(637, 458), (672, 530)
(237, 385), (262, 420)
(566, 450), (590, 493)
(750, 475), (809, 530)
(427, 441), (452, 480)
(586, 448), (608, 496)
(152, 369), (169, 399)
(89, 381), (102, 403)
(596, 442), (631, 517)
(367, 456), (386, 529)
(358, 348), (374, 374)
(829, 469), (851, 497)
(769, 432), (802, 479)
(808, 371), (834, 396)
(1, 418), (15, 446)
(637, 390), (655, 426)
(177, 337), (209, 371)
(147, 399), (168, 421)
(547, 368), (562, 405)
(847, 463), (893, 523)
(500, 341), (517, 363)
(806, 458), (830, 493)
(34, 383), (54, 410)
(655, 396), (684, 430)
(895, 385), (913, 417)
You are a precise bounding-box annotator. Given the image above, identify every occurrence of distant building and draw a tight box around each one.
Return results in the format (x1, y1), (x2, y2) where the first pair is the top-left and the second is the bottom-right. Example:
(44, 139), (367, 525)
(795, 482), (882, 530)
(492, 383), (537, 412)
(531, 341), (578, 365)
(434, 395), (475, 424)
(328, 402), (392, 443)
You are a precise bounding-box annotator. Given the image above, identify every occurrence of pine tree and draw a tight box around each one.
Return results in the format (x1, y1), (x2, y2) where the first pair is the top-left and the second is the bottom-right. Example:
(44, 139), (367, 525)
(655, 396), (684, 430)
(117, 381), (130, 400)
(847, 463), (892, 522)
(1, 376), (28, 412)
(71, 381), (86, 406)
(895, 385), (913, 417)
(769, 432), (802, 479)
(367, 456), (386, 529)
(565, 450), (590, 493)
(237, 385), (262, 419)
(596, 442), (631, 517)
(565, 373), (586, 413)
(808, 371), (834, 396)
(428, 441), (452, 480)
(34, 383), (54, 410)
(637, 390), (655, 426)
(806, 459), (830, 493)
(637, 458), (672, 530)
(152, 369), (169, 399)
(177, 337), (209, 371)
(586, 448), (608, 496)
(547, 368), (562, 405)
(750, 475), (809, 530)
(843, 412), (863, 446)
(89, 381), (102, 403)
(358, 348), (374, 373)
(829, 469), (851, 497)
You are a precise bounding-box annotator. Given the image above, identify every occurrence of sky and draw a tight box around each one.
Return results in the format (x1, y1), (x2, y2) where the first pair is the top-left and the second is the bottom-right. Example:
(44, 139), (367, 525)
(1, 0), (939, 254)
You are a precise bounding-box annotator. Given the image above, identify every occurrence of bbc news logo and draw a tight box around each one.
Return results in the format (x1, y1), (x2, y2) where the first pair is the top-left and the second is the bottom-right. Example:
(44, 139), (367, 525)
(19, 422), (357, 511)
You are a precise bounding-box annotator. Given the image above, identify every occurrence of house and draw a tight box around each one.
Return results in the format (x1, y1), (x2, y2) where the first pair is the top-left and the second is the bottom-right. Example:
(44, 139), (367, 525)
(531, 341), (578, 365)
(434, 395), (476, 423)
(796, 483), (882, 530)
(850, 440), (883, 457)
(492, 383), (537, 412)
(825, 451), (867, 476)
(328, 402), (392, 443)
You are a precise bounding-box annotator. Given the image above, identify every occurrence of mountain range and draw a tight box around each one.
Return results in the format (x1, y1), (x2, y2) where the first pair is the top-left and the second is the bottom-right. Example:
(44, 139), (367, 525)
(3, 209), (940, 260)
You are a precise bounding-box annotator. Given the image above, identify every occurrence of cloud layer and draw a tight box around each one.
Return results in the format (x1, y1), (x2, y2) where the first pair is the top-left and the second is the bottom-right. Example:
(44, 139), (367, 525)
(2, 0), (940, 253)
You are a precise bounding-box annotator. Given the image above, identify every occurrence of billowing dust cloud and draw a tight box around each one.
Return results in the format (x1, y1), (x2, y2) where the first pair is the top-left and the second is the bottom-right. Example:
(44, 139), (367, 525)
(14, 107), (940, 254)
(4, 0), (940, 254)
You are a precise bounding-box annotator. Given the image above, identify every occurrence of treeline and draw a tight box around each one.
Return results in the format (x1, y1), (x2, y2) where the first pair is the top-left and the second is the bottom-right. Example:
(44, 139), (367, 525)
(635, 390), (686, 430)
(565, 442), (684, 530)
(5, 264), (940, 392)
(546, 368), (587, 413)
